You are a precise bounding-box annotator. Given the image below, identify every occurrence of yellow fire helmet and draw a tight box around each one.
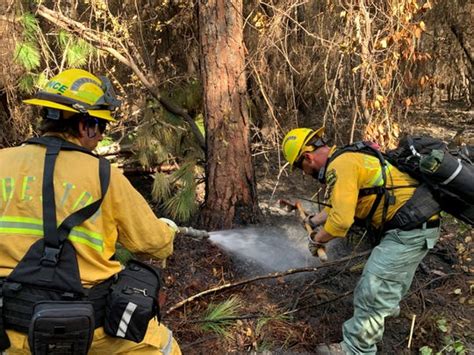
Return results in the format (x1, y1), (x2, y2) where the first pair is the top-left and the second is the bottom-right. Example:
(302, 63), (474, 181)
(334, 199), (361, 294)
(282, 127), (325, 166)
(23, 68), (121, 122)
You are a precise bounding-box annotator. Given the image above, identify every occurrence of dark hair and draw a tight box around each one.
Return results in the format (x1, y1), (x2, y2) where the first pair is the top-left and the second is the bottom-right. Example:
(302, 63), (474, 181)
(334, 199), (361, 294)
(38, 109), (82, 136)
(38, 108), (109, 137)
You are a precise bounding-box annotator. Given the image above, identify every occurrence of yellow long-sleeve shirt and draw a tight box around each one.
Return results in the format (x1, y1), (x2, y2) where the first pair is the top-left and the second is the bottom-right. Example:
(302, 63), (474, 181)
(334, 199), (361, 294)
(0, 135), (175, 286)
(323, 146), (418, 237)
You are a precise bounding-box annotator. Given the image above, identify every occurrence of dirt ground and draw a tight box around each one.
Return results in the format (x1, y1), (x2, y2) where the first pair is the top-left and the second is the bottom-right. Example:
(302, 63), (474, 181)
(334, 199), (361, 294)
(134, 103), (473, 354)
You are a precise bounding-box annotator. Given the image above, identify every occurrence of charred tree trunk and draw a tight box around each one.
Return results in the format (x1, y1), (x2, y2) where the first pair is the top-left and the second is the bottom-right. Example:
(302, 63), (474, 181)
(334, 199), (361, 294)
(198, 0), (260, 230)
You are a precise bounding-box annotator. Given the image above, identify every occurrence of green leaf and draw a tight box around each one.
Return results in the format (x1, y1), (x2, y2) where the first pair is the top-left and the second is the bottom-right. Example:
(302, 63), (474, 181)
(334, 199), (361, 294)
(66, 39), (92, 68)
(452, 340), (465, 354)
(14, 42), (41, 70)
(57, 31), (94, 68)
(195, 113), (205, 138)
(419, 346), (433, 355)
(98, 137), (114, 147)
(436, 318), (448, 333)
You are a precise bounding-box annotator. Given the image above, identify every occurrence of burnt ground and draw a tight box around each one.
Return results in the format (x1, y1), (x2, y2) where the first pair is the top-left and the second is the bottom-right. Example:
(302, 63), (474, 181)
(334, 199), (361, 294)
(132, 103), (473, 354)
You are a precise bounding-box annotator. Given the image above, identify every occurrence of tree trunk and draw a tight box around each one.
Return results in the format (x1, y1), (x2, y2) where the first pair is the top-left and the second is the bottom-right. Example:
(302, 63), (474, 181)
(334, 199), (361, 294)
(198, 0), (260, 230)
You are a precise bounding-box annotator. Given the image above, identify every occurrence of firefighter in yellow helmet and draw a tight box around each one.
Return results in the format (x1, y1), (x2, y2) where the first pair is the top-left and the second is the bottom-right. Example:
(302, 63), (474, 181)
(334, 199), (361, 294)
(282, 128), (440, 354)
(0, 69), (181, 354)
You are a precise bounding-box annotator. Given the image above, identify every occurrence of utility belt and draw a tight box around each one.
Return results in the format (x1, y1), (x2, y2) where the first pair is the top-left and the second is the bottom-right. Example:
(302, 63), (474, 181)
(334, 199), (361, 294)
(1, 277), (112, 334)
(0, 260), (161, 353)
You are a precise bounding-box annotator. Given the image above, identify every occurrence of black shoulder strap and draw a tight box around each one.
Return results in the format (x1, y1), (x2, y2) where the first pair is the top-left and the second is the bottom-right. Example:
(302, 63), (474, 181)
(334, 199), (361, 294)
(25, 136), (110, 265)
(58, 157), (110, 242)
(320, 142), (383, 183)
(26, 136), (98, 156)
(320, 141), (394, 241)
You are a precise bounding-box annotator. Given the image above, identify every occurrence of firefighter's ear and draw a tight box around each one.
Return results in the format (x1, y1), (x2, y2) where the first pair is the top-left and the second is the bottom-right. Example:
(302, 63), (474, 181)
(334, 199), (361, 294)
(77, 120), (87, 138)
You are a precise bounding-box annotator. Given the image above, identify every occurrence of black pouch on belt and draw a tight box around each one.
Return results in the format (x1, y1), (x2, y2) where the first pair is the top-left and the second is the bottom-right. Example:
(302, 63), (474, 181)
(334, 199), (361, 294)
(104, 260), (161, 343)
(384, 183), (442, 231)
(0, 279), (11, 351)
(28, 301), (94, 355)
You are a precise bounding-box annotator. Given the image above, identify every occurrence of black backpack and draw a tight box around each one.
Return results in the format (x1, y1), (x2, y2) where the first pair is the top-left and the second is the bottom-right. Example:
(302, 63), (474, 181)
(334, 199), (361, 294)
(385, 135), (474, 226)
(322, 136), (473, 236)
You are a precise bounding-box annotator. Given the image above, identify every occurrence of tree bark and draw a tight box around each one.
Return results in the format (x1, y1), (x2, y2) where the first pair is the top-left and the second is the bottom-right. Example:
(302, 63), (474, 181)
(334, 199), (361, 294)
(198, 0), (260, 230)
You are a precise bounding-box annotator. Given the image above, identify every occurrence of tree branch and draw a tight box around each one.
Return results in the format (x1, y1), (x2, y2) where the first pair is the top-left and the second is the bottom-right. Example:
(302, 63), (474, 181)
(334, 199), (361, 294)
(35, 5), (206, 150)
(166, 250), (370, 314)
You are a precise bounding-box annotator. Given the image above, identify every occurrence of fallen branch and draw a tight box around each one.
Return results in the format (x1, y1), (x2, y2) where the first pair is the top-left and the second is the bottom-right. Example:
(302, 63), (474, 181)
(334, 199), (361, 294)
(35, 5), (206, 150)
(285, 290), (354, 315)
(95, 143), (133, 157)
(407, 272), (459, 297)
(166, 250), (370, 314)
(174, 290), (353, 325)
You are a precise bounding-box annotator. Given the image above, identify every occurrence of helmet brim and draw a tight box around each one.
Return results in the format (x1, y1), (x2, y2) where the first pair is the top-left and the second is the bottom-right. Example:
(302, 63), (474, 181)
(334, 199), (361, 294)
(24, 99), (117, 122)
(302, 126), (325, 147)
(23, 98), (79, 113)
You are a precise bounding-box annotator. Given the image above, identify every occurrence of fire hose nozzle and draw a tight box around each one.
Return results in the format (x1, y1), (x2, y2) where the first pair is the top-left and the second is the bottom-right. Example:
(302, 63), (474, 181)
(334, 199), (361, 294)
(178, 226), (210, 240)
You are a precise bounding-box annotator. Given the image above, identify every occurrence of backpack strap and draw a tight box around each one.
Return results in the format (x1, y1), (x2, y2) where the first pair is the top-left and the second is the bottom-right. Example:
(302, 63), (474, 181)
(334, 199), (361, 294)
(25, 136), (110, 265)
(321, 141), (396, 241)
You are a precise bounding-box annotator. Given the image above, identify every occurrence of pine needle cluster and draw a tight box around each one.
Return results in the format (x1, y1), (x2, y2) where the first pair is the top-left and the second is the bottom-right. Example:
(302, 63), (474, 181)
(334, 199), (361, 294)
(137, 99), (204, 223)
(199, 296), (243, 337)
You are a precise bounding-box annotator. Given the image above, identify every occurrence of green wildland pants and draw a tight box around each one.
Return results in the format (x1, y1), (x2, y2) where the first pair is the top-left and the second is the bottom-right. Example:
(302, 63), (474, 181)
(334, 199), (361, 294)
(341, 223), (440, 354)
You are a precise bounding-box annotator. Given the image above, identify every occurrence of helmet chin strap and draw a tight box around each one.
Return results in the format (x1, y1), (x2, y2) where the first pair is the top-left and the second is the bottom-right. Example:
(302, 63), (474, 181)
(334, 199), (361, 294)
(316, 167), (326, 183)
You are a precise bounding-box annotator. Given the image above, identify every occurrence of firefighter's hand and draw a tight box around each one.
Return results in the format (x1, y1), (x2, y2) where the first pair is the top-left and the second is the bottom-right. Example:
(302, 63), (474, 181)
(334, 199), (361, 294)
(307, 233), (326, 258)
(303, 211), (328, 229)
(159, 218), (179, 233)
(303, 214), (319, 229)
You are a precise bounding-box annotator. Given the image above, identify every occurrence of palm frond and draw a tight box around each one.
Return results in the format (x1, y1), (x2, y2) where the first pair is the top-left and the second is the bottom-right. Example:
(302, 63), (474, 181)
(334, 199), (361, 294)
(199, 296), (242, 337)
